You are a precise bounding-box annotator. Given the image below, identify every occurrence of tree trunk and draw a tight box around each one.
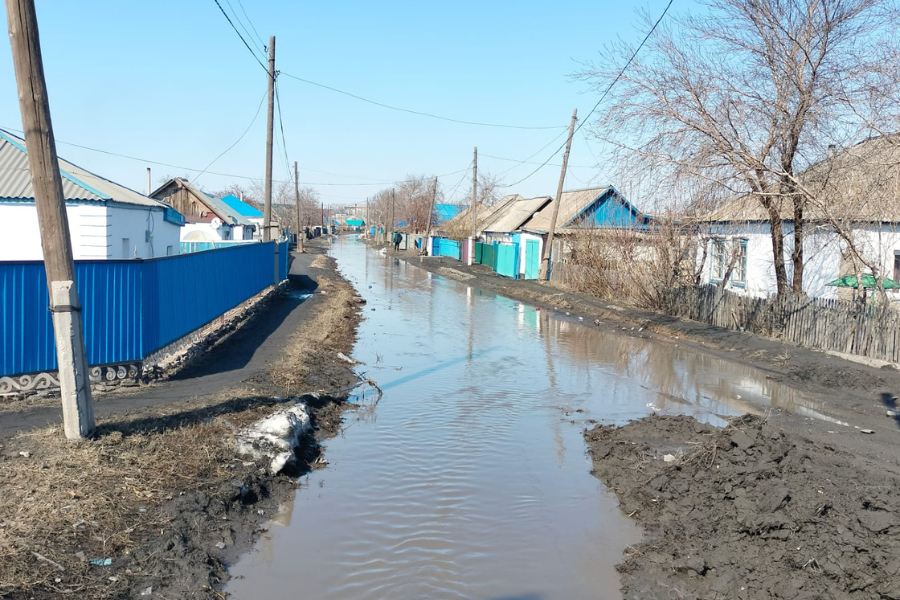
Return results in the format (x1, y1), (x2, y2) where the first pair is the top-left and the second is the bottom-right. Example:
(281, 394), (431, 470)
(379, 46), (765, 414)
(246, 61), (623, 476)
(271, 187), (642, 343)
(791, 199), (804, 295)
(763, 200), (788, 296)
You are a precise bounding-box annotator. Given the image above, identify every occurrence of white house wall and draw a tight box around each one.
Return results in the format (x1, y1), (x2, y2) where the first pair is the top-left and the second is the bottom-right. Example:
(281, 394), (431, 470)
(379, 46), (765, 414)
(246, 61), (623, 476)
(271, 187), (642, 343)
(108, 205), (181, 259)
(702, 222), (900, 299)
(0, 203), (108, 260)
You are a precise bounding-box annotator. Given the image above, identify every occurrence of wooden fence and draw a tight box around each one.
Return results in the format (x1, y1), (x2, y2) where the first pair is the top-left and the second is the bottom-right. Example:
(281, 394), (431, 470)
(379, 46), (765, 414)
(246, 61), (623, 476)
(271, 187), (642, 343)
(659, 286), (900, 363)
(549, 259), (900, 363)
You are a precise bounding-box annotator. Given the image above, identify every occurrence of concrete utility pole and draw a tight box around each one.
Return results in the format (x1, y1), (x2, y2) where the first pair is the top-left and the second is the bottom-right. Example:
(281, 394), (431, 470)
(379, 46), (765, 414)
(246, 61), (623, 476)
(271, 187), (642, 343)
(262, 35), (276, 242)
(293, 161), (303, 252)
(7, 0), (94, 438)
(423, 176), (438, 256)
(470, 147), (478, 238)
(539, 108), (578, 281)
(390, 189), (395, 237)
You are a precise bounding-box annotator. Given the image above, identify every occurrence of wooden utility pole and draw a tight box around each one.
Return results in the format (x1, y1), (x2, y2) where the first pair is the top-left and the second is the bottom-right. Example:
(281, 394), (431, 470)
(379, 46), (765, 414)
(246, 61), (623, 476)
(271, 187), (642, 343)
(321, 202), (324, 230)
(470, 147), (478, 238)
(293, 161), (303, 251)
(422, 176), (438, 256)
(7, 0), (94, 438)
(262, 35), (276, 242)
(539, 109), (578, 281)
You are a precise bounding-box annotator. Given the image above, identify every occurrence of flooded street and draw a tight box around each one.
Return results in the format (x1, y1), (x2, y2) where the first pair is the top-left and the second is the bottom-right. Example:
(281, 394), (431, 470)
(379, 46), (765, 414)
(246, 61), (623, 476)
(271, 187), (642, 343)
(227, 237), (835, 600)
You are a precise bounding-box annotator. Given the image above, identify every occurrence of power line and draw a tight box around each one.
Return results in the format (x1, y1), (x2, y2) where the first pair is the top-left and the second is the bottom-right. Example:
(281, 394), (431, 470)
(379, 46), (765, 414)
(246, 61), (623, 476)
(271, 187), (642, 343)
(279, 71), (566, 131)
(211, 0), (267, 72)
(223, 0), (266, 57)
(500, 0), (673, 189)
(274, 82), (293, 183)
(495, 128), (569, 178)
(480, 151), (594, 169)
(236, 0), (267, 50)
(193, 88), (268, 185)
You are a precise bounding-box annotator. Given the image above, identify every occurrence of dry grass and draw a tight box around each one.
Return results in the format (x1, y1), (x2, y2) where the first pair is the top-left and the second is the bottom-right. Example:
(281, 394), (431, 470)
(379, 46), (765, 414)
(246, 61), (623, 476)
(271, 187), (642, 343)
(0, 395), (278, 598)
(271, 272), (361, 396)
(0, 256), (363, 599)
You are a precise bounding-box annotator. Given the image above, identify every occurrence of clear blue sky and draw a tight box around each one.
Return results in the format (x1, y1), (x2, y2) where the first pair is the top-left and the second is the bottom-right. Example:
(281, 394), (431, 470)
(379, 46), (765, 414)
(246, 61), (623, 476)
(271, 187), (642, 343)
(0, 0), (678, 207)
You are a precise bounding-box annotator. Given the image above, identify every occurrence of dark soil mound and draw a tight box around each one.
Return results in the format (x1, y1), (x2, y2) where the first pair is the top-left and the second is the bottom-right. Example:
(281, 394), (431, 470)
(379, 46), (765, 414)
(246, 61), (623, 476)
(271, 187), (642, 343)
(585, 414), (900, 600)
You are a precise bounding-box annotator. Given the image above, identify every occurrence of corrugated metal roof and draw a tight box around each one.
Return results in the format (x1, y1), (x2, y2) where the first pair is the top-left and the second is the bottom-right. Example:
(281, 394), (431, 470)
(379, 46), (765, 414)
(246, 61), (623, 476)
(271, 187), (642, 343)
(220, 194), (264, 218)
(521, 187), (613, 233)
(484, 195), (552, 233)
(0, 129), (179, 212)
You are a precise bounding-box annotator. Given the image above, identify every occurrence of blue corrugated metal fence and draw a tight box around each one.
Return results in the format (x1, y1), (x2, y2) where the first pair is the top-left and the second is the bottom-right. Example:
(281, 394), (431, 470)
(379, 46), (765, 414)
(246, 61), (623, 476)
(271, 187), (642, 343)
(0, 241), (289, 377)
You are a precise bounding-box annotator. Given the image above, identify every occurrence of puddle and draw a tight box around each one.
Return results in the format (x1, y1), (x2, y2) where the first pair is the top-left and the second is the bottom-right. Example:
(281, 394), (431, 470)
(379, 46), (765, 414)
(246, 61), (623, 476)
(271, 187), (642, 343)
(226, 238), (841, 600)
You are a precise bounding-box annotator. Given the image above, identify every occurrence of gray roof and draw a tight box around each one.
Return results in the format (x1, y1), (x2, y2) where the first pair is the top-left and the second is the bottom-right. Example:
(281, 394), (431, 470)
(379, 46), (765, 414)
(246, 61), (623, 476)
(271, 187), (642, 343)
(0, 129), (173, 210)
(521, 187), (613, 233)
(483, 195), (552, 233)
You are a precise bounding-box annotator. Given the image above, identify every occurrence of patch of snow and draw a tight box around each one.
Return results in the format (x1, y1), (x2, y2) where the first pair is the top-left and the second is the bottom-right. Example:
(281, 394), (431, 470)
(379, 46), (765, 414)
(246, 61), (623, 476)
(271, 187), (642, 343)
(234, 401), (312, 474)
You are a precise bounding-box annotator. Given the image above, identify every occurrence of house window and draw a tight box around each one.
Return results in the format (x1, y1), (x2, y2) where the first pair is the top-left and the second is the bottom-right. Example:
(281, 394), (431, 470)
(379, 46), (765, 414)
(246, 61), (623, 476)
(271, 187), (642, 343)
(167, 245), (174, 256)
(711, 239), (726, 282)
(122, 238), (130, 259)
(732, 239), (748, 286)
(710, 238), (747, 286)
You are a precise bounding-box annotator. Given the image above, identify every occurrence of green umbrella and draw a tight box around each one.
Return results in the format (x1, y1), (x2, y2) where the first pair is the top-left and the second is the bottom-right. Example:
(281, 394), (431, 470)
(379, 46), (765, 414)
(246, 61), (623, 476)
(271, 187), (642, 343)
(825, 274), (900, 289)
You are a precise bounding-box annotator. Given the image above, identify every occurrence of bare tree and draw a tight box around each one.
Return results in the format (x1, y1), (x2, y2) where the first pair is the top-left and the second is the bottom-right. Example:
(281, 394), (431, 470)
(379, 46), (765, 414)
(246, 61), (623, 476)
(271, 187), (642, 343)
(581, 0), (896, 297)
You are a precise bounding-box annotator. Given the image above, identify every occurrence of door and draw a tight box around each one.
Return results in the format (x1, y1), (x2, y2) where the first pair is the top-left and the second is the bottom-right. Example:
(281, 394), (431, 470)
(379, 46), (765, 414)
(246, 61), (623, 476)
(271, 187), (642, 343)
(525, 239), (540, 279)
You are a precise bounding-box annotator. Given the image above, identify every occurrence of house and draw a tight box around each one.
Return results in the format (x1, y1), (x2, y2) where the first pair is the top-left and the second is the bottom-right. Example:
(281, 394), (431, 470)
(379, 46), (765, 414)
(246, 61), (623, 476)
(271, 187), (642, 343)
(434, 203), (465, 225)
(220, 194), (265, 236)
(519, 186), (661, 261)
(150, 177), (259, 242)
(698, 136), (900, 299)
(0, 130), (184, 260)
(150, 178), (257, 242)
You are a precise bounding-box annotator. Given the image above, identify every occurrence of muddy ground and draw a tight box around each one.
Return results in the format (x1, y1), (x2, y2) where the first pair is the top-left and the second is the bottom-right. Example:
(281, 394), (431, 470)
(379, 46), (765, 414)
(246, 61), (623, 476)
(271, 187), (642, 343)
(585, 415), (900, 600)
(381, 242), (900, 599)
(0, 239), (362, 599)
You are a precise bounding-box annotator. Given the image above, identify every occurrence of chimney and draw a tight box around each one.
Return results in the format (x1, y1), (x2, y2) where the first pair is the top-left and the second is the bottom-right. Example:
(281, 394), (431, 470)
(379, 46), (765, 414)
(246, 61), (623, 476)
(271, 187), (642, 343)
(146, 168), (151, 195)
(828, 144), (837, 157)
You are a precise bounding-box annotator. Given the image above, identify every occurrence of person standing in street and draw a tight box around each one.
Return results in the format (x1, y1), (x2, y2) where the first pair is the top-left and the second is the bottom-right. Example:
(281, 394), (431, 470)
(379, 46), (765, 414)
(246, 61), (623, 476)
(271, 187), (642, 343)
(393, 231), (402, 251)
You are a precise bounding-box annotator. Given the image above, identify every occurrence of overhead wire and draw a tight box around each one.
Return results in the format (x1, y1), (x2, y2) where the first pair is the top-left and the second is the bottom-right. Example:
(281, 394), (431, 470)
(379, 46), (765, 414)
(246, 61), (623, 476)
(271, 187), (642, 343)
(223, 0), (266, 56)
(499, 0), (674, 190)
(211, 0), (267, 72)
(279, 71), (566, 131)
(236, 0), (267, 50)
(192, 88), (268, 185)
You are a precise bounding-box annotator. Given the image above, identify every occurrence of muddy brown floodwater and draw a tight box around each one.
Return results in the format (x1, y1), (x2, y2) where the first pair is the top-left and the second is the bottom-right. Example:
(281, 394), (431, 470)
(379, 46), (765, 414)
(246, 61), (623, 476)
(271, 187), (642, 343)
(226, 237), (848, 600)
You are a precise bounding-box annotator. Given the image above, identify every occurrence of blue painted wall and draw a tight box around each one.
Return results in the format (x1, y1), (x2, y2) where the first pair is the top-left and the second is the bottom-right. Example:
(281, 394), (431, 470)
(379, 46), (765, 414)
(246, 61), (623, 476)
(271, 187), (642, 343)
(0, 241), (288, 377)
(572, 189), (653, 230)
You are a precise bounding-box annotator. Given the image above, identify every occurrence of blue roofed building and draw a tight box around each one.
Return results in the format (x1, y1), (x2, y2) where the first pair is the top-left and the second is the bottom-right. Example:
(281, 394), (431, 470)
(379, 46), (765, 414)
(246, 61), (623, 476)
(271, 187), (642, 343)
(435, 203), (465, 225)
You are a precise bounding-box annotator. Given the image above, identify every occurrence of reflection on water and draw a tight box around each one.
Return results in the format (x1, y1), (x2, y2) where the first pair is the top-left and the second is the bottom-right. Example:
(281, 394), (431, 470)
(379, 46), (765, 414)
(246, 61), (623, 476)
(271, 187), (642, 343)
(226, 237), (842, 600)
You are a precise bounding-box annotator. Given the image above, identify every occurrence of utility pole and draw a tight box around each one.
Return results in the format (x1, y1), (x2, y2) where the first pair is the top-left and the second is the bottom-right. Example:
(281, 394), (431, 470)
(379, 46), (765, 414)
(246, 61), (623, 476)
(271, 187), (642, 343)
(146, 168), (151, 196)
(470, 147), (478, 238)
(390, 189), (395, 238)
(423, 176), (438, 256)
(294, 161), (303, 252)
(321, 202), (325, 231)
(262, 35), (276, 242)
(539, 109), (578, 281)
(7, 0), (94, 438)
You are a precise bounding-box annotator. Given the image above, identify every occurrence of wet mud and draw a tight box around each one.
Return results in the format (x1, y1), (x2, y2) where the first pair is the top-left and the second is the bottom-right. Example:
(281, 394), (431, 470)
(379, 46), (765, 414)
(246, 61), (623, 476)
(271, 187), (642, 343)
(585, 414), (900, 600)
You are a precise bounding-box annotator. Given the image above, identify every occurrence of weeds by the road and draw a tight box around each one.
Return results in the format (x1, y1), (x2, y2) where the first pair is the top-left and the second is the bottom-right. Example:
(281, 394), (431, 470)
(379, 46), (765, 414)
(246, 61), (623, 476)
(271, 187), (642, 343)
(0, 254), (362, 599)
